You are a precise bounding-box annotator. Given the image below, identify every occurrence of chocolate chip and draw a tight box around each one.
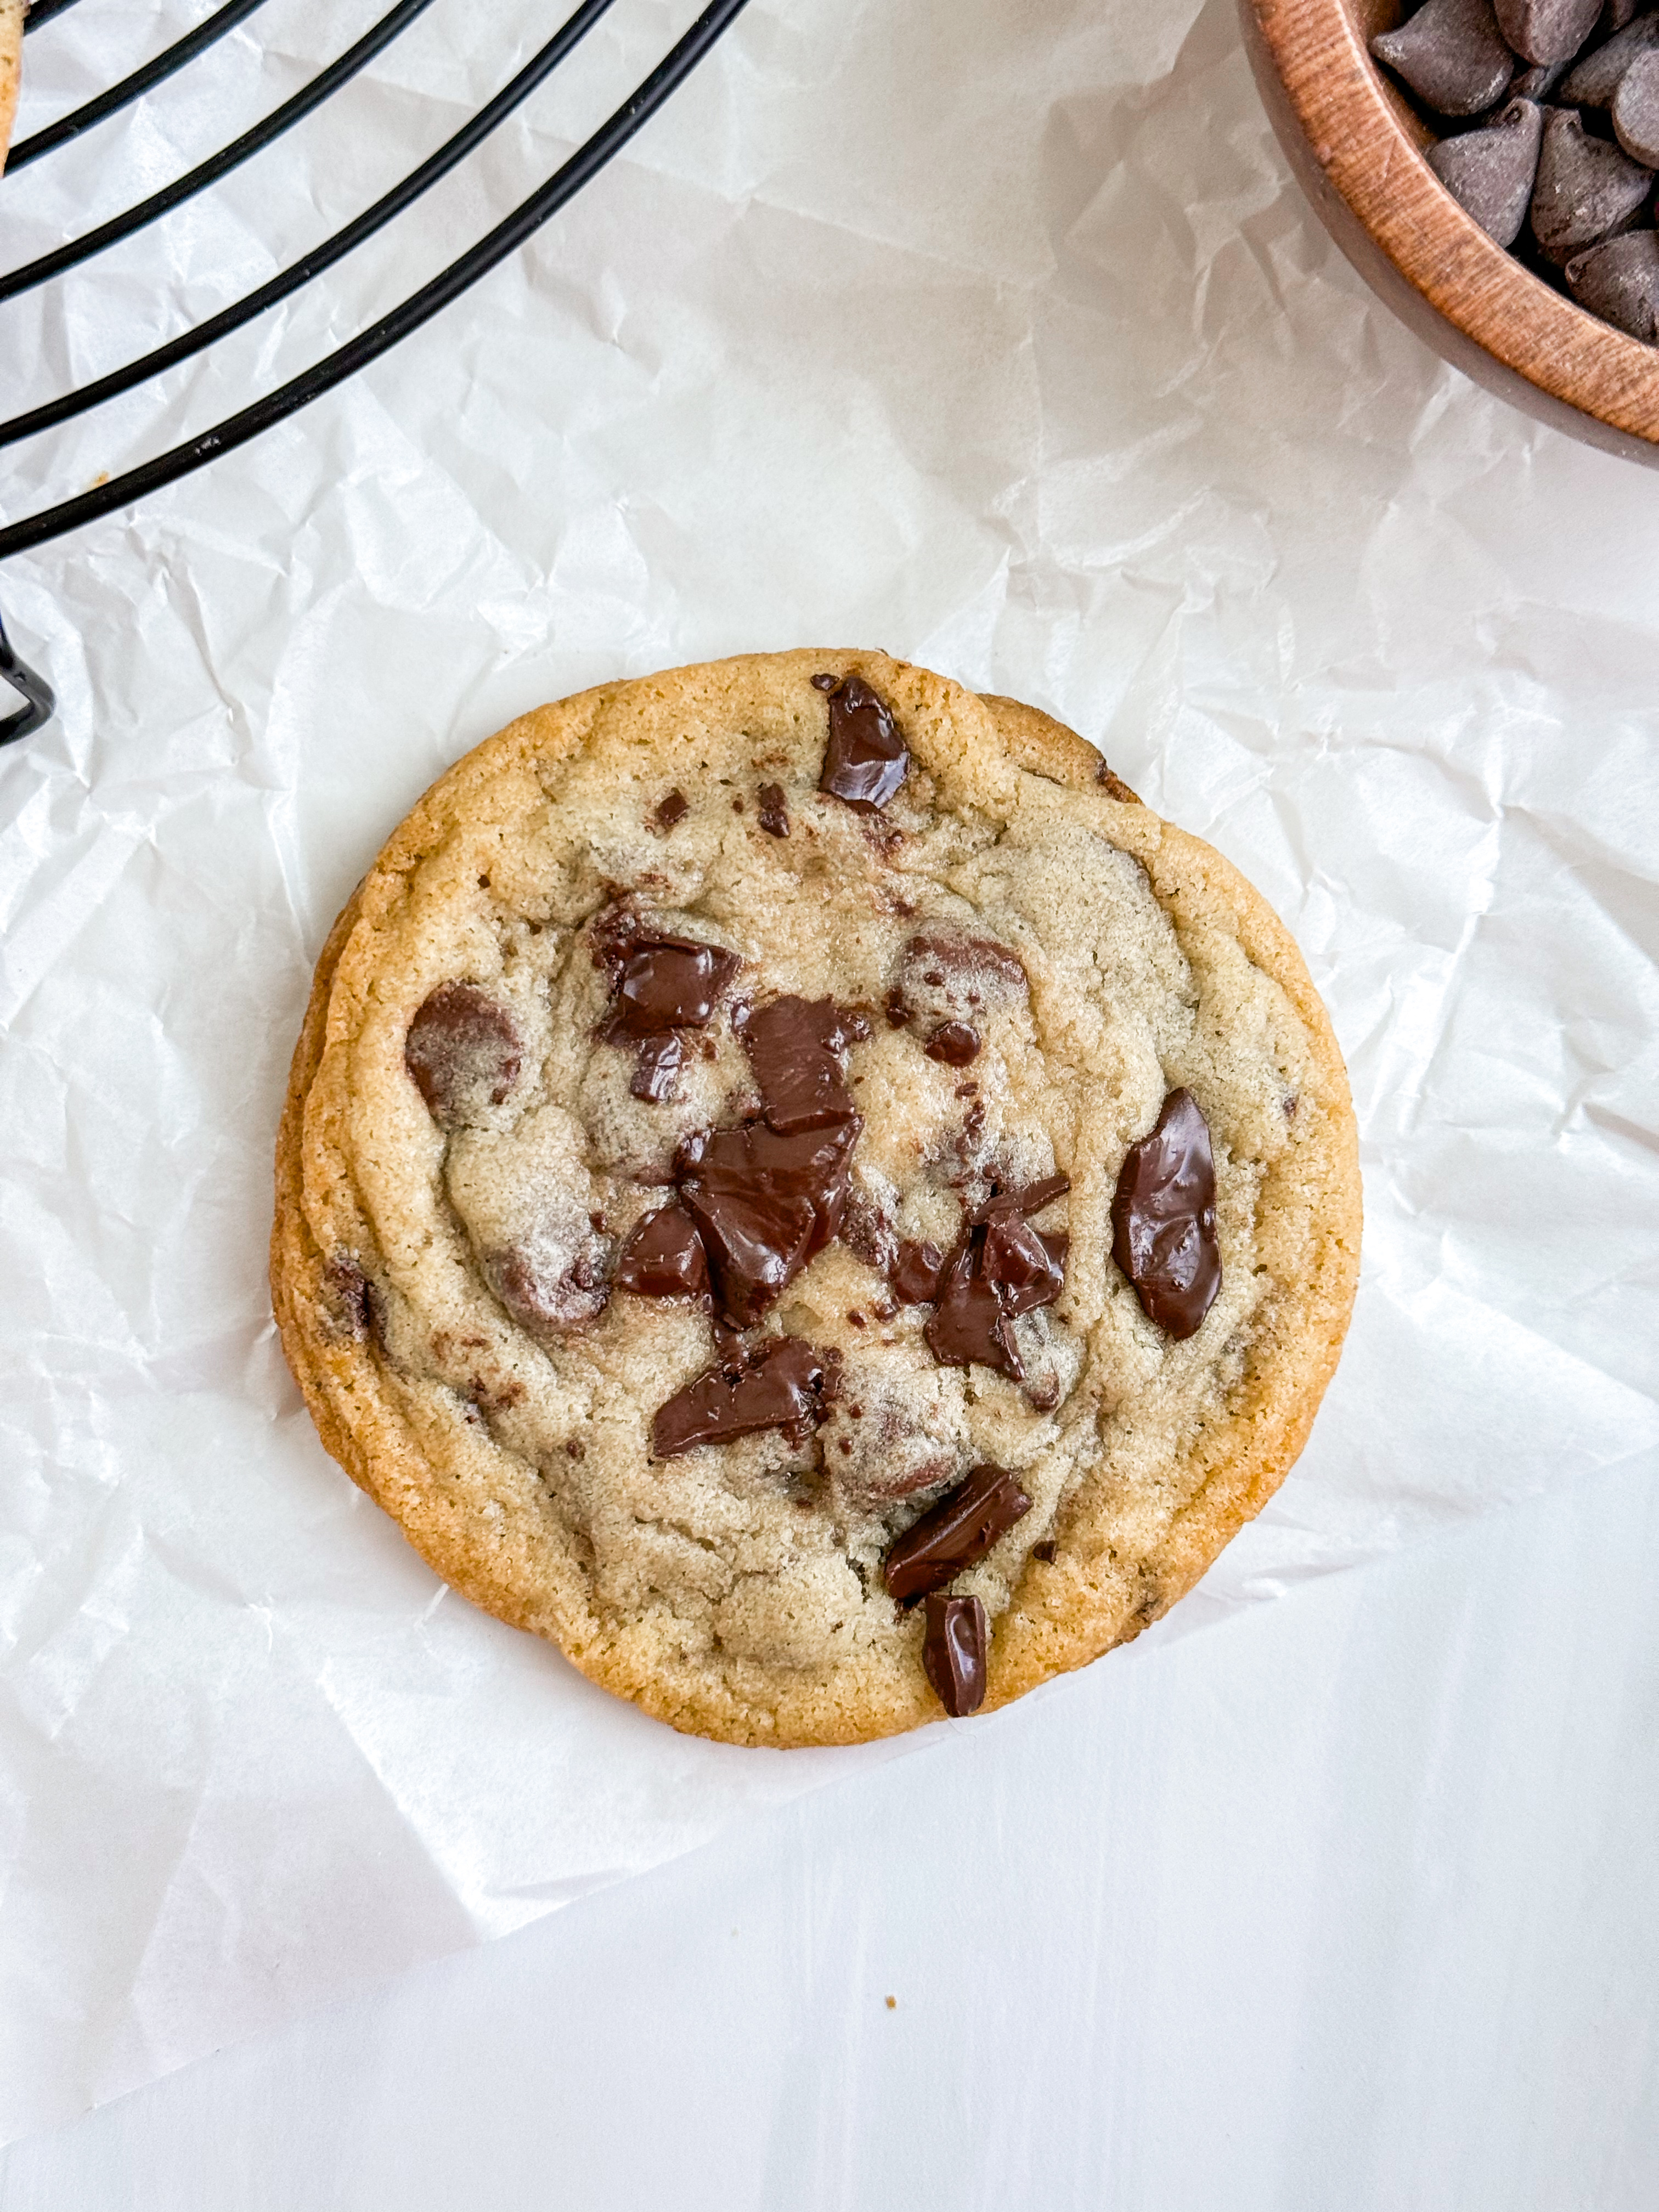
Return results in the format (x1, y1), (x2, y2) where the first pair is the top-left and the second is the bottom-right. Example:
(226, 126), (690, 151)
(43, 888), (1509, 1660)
(1094, 759), (1140, 804)
(739, 995), (866, 1132)
(889, 1238), (947, 1305)
(652, 1335), (831, 1456)
(1531, 105), (1654, 263)
(630, 1032), (684, 1102)
(924, 1021), (981, 1067)
(922, 1594), (988, 1717)
(1566, 225), (1659, 332)
(757, 782), (789, 837)
(321, 1253), (376, 1341)
(1511, 55), (1572, 95)
(900, 932), (1029, 1014)
(679, 1118), (860, 1328)
(1371, 0), (1516, 116)
(1427, 99), (1545, 245)
(926, 1238), (1022, 1377)
(982, 1215), (1067, 1316)
(405, 983), (522, 1127)
(616, 1203), (709, 1299)
(487, 1243), (610, 1335)
(976, 1172), (1070, 1222)
(816, 674), (910, 811)
(1031, 1538), (1058, 1563)
(1560, 9), (1659, 105)
(885, 1463), (1033, 1605)
(840, 1186), (896, 1273)
(1111, 1088), (1221, 1340)
(1612, 47), (1659, 160)
(654, 789), (690, 831)
(884, 988), (911, 1028)
(608, 936), (740, 1037)
(1494, 0), (1601, 65)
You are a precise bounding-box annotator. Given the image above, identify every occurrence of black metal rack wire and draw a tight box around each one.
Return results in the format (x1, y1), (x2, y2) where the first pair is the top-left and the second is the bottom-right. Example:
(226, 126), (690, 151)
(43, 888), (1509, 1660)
(0, 0), (754, 743)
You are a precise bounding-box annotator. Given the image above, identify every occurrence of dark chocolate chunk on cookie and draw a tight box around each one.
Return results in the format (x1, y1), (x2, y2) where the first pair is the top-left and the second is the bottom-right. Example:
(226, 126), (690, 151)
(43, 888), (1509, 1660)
(653, 1335), (832, 1456)
(815, 673), (910, 811)
(1111, 1088), (1221, 1339)
(922, 1594), (988, 1716)
(883, 1463), (1033, 1605)
(405, 983), (522, 1127)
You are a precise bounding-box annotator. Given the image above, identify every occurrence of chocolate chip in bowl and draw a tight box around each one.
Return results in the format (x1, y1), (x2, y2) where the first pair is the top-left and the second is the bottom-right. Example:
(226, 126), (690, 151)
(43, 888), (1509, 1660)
(1241, 0), (1659, 458)
(272, 652), (1361, 1745)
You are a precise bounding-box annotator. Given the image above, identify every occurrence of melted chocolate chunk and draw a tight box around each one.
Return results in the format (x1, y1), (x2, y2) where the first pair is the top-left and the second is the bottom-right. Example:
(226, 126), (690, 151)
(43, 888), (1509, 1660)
(609, 936), (740, 1037)
(925, 1021), (980, 1067)
(924, 1175), (1070, 1376)
(652, 1336), (831, 1457)
(616, 1203), (708, 1299)
(926, 1235), (1023, 1377)
(405, 983), (522, 1127)
(976, 1172), (1071, 1222)
(630, 1032), (684, 1102)
(739, 995), (868, 1132)
(757, 782), (789, 837)
(922, 1594), (988, 1716)
(884, 988), (911, 1028)
(890, 1238), (947, 1305)
(654, 789), (690, 831)
(905, 930), (1029, 1001)
(885, 1462), (1033, 1605)
(981, 1215), (1066, 1316)
(840, 1185), (895, 1274)
(680, 1118), (860, 1328)
(487, 1244), (609, 1335)
(1111, 1087), (1221, 1340)
(321, 1253), (376, 1341)
(816, 673), (910, 811)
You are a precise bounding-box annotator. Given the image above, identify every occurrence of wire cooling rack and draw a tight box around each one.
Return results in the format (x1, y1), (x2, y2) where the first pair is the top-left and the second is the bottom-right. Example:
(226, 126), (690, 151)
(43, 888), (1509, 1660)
(0, 0), (754, 742)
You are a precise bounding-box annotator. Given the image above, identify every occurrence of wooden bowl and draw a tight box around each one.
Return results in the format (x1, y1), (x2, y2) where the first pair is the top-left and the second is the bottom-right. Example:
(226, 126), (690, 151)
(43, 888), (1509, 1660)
(1240, 0), (1659, 465)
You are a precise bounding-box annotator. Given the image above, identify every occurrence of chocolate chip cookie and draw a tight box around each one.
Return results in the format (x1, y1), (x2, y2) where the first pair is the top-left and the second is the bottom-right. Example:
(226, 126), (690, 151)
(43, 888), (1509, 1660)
(271, 653), (1361, 1746)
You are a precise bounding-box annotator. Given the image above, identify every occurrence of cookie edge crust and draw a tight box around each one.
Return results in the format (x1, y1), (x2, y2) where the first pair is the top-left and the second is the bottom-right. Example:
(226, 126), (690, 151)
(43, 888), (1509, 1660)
(0, 1), (22, 177)
(271, 658), (1362, 1746)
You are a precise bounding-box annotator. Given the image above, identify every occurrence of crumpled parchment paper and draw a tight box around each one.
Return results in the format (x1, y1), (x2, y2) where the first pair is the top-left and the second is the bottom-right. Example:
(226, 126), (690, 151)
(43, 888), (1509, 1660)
(1, 0), (1655, 2146)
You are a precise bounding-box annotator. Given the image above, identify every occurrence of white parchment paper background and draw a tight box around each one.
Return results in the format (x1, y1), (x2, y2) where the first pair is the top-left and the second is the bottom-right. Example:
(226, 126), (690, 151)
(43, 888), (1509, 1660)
(1, 0), (1655, 2144)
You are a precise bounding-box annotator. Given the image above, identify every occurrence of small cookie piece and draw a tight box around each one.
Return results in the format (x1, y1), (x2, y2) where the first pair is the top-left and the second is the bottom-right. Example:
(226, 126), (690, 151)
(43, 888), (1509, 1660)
(272, 652), (1361, 1746)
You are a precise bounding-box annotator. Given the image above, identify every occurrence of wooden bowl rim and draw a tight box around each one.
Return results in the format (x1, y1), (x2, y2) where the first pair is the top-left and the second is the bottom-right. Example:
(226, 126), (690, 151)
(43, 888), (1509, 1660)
(1246, 0), (1659, 445)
